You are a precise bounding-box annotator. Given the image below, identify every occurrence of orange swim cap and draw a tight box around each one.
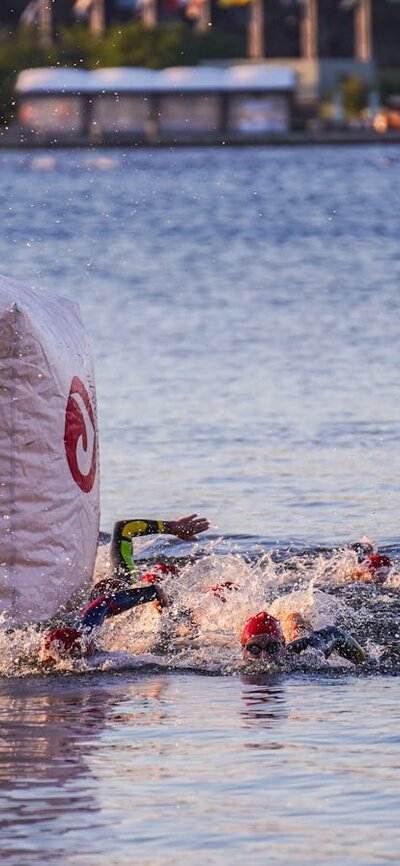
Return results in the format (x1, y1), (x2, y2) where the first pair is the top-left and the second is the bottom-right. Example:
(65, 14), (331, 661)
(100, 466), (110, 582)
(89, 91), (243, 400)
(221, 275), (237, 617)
(280, 611), (308, 642)
(240, 611), (284, 646)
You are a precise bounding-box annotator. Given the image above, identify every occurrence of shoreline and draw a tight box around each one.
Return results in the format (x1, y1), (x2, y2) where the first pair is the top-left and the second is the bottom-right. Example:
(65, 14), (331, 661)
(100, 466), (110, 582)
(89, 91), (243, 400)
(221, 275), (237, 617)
(1, 130), (400, 149)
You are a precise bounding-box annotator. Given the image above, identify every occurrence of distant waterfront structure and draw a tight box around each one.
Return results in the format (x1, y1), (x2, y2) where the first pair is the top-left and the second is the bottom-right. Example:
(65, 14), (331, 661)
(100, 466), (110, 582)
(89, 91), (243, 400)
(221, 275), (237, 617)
(21, 1), (381, 118)
(247, 0), (374, 65)
(192, 1), (376, 103)
(33, 1), (374, 61)
(294, 0), (374, 63)
(214, 0), (376, 108)
(14, 64), (296, 144)
(7, 1), (398, 67)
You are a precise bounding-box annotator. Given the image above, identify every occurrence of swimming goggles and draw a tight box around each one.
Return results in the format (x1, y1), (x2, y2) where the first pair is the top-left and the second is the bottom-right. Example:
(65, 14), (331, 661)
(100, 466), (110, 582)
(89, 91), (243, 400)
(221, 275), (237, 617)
(245, 640), (283, 658)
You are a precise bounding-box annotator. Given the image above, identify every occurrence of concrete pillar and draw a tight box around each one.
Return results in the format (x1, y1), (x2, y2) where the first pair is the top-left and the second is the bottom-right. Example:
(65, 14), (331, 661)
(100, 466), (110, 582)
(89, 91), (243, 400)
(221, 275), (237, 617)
(38, 0), (52, 48)
(142, 0), (158, 28)
(300, 0), (318, 60)
(354, 0), (372, 61)
(248, 0), (265, 61)
(90, 0), (105, 38)
(195, 0), (211, 34)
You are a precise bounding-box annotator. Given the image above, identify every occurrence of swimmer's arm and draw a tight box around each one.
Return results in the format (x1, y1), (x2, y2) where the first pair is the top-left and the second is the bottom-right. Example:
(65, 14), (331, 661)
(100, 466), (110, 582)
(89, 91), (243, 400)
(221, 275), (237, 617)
(80, 584), (168, 632)
(110, 514), (209, 578)
(286, 626), (366, 664)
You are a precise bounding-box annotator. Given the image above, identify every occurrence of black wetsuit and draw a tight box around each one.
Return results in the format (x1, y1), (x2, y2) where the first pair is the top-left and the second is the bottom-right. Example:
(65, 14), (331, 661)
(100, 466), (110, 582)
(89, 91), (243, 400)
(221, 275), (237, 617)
(79, 584), (161, 632)
(287, 626), (365, 664)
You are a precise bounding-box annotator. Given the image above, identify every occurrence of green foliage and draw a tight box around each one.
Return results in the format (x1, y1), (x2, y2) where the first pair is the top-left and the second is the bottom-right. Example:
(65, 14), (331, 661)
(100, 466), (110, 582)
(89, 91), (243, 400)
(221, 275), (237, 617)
(340, 76), (368, 118)
(179, 28), (245, 65)
(0, 73), (16, 126)
(0, 26), (57, 125)
(56, 25), (104, 68)
(321, 76), (369, 124)
(90, 23), (243, 70)
(98, 23), (183, 69)
(0, 25), (56, 72)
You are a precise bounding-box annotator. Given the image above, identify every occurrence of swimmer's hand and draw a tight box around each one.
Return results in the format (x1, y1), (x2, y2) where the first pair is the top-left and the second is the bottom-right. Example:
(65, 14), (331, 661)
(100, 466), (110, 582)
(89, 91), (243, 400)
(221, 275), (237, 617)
(165, 514), (210, 542)
(152, 584), (169, 614)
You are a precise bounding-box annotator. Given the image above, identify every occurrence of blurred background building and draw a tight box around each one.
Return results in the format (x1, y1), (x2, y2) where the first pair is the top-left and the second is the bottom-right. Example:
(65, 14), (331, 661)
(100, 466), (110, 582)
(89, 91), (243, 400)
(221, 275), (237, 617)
(0, 2), (398, 65)
(1, 1), (400, 139)
(0, 1), (398, 66)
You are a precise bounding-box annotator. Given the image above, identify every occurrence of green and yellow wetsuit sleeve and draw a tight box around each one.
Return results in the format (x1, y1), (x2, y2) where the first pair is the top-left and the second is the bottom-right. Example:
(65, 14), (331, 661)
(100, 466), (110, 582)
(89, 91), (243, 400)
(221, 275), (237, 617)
(110, 519), (166, 582)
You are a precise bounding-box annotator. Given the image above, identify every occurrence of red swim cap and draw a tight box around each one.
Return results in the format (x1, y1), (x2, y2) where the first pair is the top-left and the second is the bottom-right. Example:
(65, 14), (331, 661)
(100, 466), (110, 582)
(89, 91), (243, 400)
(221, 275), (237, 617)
(364, 553), (392, 573)
(43, 626), (89, 658)
(240, 612), (284, 646)
(141, 572), (158, 584)
(141, 563), (178, 583)
(153, 561), (178, 576)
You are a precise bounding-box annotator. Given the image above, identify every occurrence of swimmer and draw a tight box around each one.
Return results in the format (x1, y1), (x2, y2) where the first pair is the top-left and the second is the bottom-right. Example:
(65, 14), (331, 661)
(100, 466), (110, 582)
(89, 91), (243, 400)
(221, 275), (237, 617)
(40, 582), (168, 663)
(41, 513), (209, 662)
(241, 610), (366, 665)
(347, 540), (392, 584)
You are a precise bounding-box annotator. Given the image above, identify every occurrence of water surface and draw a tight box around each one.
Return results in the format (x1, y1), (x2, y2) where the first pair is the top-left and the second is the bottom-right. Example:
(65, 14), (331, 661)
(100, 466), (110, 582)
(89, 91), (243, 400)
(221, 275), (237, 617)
(1, 145), (399, 540)
(1, 672), (399, 866)
(0, 145), (399, 865)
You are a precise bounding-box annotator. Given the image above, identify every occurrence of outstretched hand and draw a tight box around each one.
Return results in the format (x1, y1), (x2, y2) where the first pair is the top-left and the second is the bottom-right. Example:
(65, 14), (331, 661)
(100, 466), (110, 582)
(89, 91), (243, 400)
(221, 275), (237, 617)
(168, 513), (210, 541)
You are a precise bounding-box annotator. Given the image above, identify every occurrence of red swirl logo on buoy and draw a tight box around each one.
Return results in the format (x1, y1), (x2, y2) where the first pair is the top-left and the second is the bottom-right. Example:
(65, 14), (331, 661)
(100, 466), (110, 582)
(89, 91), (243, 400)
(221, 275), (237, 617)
(64, 376), (97, 493)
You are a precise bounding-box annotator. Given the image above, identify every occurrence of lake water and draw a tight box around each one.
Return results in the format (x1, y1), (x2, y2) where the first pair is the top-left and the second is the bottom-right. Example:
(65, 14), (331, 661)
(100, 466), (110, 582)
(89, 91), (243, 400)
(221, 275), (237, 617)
(0, 145), (399, 864)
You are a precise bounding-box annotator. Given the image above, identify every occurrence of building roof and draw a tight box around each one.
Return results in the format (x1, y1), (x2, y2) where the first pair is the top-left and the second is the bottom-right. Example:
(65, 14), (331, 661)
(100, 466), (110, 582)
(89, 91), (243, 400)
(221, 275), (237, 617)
(16, 65), (296, 95)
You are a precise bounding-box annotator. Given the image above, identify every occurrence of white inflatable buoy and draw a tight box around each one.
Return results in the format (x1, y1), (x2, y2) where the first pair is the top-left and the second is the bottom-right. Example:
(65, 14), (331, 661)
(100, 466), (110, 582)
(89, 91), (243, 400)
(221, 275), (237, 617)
(0, 275), (100, 626)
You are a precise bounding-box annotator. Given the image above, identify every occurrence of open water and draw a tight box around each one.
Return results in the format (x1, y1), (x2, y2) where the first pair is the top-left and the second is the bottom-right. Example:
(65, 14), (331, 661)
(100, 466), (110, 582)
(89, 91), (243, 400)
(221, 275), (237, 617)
(0, 145), (399, 864)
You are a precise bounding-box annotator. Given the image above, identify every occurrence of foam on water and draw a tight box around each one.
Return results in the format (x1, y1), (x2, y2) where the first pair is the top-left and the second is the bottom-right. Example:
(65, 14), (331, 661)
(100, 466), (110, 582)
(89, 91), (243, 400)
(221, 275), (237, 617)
(1, 537), (398, 679)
